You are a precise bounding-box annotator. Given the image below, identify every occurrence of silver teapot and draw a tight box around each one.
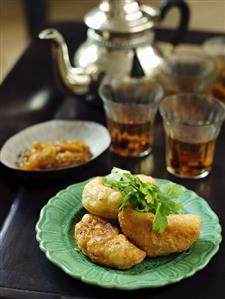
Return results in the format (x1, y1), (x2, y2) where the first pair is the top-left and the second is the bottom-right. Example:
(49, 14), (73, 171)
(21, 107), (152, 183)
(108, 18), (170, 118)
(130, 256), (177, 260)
(39, 0), (189, 104)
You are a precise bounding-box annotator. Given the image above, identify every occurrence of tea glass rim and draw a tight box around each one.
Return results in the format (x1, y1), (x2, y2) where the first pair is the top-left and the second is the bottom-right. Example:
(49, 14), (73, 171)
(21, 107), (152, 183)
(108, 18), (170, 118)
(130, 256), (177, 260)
(98, 80), (164, 108)
(159, 93), (225, 128)
(162, 52), (215, 80)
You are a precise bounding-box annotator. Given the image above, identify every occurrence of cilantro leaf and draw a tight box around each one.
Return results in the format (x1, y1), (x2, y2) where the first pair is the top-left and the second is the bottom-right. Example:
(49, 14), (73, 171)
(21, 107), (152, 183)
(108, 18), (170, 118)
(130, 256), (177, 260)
(103, 167), (184, 233)
(160, 183), (184, 199)
(152, 203), (168, 234)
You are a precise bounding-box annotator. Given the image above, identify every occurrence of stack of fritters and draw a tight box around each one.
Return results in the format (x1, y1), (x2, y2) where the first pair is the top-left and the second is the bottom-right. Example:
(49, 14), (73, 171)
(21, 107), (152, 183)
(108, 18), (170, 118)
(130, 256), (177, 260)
(75, 175), (201, 269)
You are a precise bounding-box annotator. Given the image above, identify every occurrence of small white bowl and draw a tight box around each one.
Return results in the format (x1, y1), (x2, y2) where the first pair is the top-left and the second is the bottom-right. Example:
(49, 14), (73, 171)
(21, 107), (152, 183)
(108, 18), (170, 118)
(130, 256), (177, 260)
(0, 120), (110, 179)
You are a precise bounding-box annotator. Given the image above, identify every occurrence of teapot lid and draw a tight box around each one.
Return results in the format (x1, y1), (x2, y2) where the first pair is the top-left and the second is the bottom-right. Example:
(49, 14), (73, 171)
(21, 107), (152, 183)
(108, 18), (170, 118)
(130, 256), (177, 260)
(84, 0), (159, 34)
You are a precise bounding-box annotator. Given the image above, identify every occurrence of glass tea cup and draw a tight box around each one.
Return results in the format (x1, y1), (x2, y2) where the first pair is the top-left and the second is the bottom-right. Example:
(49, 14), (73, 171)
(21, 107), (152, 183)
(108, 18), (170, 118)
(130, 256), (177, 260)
(161, 53), (215, 95)
(159, 93), (225, 179)
(203, 36), (225, 102)
(99, 77), (164, 157)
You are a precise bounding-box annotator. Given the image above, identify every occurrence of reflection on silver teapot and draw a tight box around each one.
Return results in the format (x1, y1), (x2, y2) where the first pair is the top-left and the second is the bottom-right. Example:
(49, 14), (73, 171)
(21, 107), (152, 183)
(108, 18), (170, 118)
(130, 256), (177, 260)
(39, 0), (189, 104)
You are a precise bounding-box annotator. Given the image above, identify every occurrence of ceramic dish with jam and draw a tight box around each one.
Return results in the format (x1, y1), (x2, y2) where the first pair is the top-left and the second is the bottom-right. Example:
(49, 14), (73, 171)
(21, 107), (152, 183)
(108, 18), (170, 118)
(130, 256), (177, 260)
(0, 120), (110, 179)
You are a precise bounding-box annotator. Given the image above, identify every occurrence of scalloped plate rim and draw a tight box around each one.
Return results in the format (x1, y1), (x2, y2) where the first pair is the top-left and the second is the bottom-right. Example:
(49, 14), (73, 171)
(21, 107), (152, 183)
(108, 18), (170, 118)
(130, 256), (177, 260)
(36, 179), (222, 290)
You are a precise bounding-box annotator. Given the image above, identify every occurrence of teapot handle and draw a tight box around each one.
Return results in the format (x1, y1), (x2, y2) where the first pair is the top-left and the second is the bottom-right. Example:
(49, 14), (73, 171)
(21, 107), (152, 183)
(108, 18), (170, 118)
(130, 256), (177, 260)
(159, 0), (190, 45)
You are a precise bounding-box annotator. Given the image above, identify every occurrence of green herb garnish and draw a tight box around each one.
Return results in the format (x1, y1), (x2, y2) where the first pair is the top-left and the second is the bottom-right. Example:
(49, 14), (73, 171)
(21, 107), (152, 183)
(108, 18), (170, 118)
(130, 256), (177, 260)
(103, 167), (183, 233)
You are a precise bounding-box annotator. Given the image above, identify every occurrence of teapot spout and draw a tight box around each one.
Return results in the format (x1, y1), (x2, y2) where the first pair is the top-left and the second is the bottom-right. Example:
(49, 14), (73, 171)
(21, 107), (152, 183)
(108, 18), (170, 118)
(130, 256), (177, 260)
(39, 29), (91, 95)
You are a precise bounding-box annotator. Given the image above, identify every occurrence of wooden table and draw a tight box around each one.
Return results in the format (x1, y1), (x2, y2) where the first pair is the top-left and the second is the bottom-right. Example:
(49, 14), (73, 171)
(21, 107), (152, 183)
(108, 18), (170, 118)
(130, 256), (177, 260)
(0, 22), (225, 299)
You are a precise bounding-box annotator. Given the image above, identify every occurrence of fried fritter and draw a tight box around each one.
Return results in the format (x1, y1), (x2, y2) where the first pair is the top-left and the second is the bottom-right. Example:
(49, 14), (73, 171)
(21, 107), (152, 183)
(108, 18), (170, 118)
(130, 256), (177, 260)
(136, 174), (156, 185)
(82, 175), (155, 219)
(118, 207), (201, 257)
(75, 214), (146, 269)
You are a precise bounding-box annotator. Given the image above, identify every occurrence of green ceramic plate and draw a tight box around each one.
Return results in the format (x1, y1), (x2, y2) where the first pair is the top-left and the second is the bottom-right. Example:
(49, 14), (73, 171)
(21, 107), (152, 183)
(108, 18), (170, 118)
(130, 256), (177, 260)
(36, 179), (222, 290)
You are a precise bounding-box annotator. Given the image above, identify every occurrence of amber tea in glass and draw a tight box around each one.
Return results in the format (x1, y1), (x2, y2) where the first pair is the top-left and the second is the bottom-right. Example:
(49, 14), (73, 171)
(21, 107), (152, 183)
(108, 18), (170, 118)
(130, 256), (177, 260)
(99, 77), (163, 157)
(107, 118), (154, 157)
(160, 93), (224, 178)
(165, 134), (216, 179)
(209, 65), (225, 101)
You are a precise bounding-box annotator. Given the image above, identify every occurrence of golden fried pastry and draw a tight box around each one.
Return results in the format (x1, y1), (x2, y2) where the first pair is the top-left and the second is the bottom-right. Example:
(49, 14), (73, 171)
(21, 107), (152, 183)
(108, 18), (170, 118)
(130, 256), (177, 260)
(136, 174), (156, 185)
(82, 175), (155, 219)
(75, 214), (146, 269)
(118, 207), (201, 257)
(82, 177), (122, 218)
